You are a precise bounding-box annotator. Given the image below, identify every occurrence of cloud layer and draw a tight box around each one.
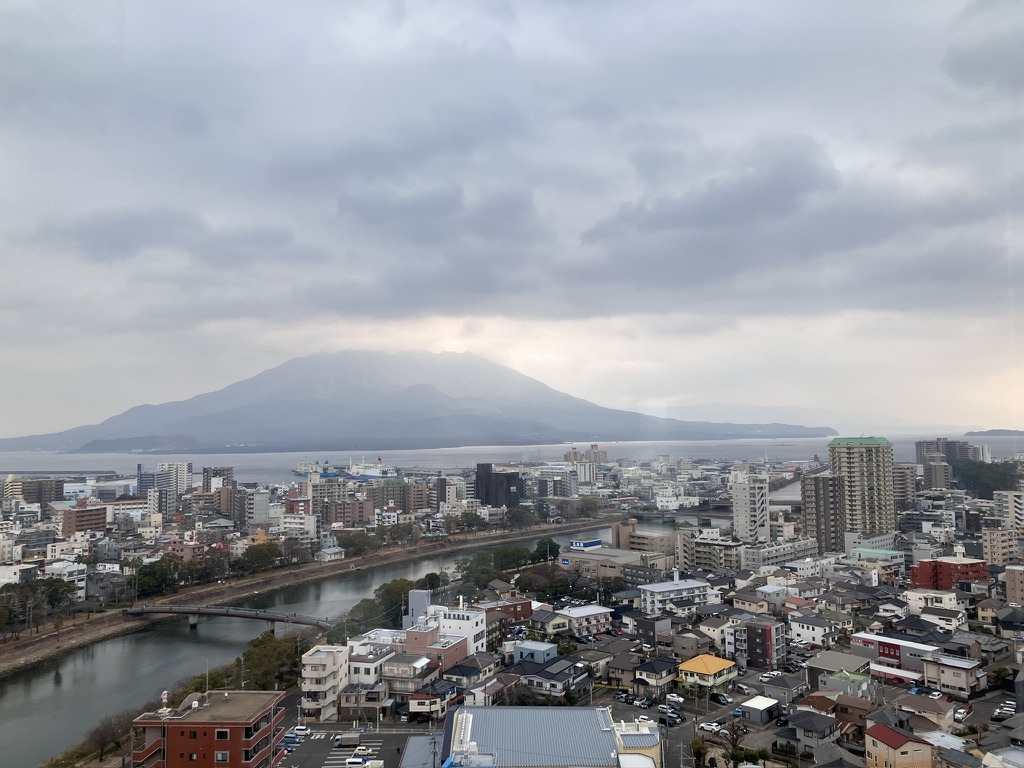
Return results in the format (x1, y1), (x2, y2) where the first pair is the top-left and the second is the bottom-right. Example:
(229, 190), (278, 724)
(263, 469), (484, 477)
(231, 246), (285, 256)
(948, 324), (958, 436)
(1, 1), (1022, 437)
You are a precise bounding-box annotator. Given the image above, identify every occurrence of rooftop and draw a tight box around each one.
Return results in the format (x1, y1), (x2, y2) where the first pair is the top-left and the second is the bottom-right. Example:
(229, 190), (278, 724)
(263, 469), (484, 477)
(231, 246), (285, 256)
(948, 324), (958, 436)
(677, 654), (734, 675)
(134, 690), (284, 725)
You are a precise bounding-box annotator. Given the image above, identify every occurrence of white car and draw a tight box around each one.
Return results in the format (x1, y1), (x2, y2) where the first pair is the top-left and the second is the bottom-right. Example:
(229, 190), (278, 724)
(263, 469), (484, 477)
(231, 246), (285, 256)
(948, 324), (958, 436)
(637, 715), (653, 724)
(293, 725), (310, 736)
(666, 693), (685, 705)
(698, 722), (722, 733)
(759, 671), (782, 682)
(928, 692), (943, 700)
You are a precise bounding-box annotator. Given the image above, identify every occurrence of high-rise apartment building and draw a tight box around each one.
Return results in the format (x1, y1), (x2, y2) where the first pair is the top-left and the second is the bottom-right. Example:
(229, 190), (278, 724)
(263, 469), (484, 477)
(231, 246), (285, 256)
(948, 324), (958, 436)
(202, 466), (235, 493)
(156, 461), (194, 497)
(828, 437), (895, 537)
(982, 528), (1018, 566)
(730, 468), (769, 543)
(800, 472), (844, 554)
(915, 437), (991, 464)
(892, 464), (918, 512)
(994, 491), (1024, 529)
(922, 453), (951, 490)
(1006, 564), (1024, 606)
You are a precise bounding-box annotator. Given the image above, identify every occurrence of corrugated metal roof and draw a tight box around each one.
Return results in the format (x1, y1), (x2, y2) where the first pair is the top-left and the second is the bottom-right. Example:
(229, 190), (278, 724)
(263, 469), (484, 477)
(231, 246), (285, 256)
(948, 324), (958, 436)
(451, 706), (620, 768)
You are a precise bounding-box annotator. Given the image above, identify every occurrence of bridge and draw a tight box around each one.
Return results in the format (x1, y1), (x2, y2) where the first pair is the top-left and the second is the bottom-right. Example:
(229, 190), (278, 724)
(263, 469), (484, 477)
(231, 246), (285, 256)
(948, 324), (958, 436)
(122, 605), (333, 631)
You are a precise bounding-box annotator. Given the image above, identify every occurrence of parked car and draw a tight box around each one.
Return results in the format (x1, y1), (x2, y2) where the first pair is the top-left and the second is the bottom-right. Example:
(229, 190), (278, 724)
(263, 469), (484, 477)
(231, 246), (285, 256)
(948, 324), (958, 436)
(698, 722), (722, 733)
(659, 716), (679, 728)
(954, 706), (973, 722)
(759, 671), (782, 683)
(293, 725), (310, 736)
(666, 693), (685, 705)
(710, 692), (733, 705)
(731, 708), (743, 718)
(658, 704), (675, 715)
(737, 723), (749, 734)
(635, 698), (652, 709)
(992, 711), (1014, 722)
(637, 715), (653, 723)
(775, 716), (789, 726)
(928, 692), (944, 700)
(734, 683), (751, 695)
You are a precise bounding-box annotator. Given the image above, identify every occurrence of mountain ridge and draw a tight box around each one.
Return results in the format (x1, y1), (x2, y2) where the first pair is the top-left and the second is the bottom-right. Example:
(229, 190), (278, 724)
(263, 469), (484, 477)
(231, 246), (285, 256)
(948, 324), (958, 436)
(0, 351), (838, 452)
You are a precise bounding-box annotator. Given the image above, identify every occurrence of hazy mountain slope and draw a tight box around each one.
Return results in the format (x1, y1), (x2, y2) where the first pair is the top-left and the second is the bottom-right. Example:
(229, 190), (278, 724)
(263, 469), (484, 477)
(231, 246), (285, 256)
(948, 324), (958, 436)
(0, 351), (837, 451)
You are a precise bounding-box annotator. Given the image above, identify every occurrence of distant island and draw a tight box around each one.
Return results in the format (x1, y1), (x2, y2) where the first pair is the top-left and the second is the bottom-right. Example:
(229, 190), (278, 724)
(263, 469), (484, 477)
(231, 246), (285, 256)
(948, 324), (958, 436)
(965, 429), (1024, 437)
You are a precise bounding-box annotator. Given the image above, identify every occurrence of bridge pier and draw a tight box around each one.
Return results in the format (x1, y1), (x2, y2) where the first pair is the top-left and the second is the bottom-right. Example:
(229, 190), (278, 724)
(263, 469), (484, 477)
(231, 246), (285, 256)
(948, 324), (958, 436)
(189, 614), (199, 629)
(266, 620), (276, 632)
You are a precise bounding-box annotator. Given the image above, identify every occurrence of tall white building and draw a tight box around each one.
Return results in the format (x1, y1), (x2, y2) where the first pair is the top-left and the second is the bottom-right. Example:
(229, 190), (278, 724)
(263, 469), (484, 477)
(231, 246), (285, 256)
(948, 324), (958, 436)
(828, 437), (895, 536)
(156, 462), (194, 497)
(994, 491), (1024, 529)
(730, 468), (769, 543)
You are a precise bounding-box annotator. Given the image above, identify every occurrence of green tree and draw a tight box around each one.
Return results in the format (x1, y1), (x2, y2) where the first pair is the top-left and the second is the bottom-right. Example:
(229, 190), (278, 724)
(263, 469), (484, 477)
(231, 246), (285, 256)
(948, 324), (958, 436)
(240, 542), (281, 574)
(337, 532), (374, 556)
(416, 572), (443, 591)
(461, 511), (486, 531)
(280, 537), (310, 565)
(531, 537), (561, 563)
(506, 506), (537, 530)
(578, 497), (600, 517)
(950, 459), (1019, 499)
(38, 576), (78, 612)
(493, 546), (532, 571)
(374, 578), (416, 627)
(239, 631), (299, 690)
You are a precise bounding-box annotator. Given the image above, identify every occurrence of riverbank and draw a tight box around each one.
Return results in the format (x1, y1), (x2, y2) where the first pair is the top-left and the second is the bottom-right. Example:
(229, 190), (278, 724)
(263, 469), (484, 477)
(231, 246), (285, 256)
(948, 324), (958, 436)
(0, 515), (618, 681)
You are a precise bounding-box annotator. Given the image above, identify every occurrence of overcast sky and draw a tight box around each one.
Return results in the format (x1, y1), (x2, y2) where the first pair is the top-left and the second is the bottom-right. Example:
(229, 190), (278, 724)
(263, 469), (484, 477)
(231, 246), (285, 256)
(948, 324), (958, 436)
(1, 0), (1022, 438)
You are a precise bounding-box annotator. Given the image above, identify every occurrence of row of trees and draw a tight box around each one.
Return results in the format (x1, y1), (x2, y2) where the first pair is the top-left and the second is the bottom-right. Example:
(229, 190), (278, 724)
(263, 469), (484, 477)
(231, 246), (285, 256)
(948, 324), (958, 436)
(0, 577), (79, 640)
(950, 458), (1021, 500)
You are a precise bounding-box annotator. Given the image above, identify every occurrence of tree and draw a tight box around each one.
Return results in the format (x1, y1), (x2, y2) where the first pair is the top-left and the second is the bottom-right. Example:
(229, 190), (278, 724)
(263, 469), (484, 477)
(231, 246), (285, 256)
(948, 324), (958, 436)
(38, 576), (77, 613)
(506, 506), (537, 530)
(239, 631), (300, 690)
(280, 537), (310, 565)
(578, 497), (600, 517)
(86, 714), (121, 761)
(374, 578), (415, 627)
(416, 572), (443, 591)
(337, 532), (373, 556)
(240, 542), (281, 574)
(493, 546), (532, 571)
(531, 538), (560, 563)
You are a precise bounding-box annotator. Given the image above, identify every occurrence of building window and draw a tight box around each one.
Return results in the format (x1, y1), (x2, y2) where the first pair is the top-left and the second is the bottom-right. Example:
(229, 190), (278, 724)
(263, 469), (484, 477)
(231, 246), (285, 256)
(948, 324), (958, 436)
(215, 730), (229, 740)
(189, 731), (197, 739)
(215, 752), (229, 762)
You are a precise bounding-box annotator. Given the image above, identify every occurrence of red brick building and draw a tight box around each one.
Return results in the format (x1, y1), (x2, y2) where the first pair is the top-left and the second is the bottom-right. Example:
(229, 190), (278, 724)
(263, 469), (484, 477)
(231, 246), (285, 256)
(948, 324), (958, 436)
(909, 550), (988, 590)
(132, 690), (285, 768)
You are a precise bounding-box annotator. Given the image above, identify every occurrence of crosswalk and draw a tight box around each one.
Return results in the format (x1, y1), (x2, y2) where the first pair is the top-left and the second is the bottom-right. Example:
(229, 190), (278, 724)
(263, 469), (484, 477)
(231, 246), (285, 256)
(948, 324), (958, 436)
(278, 735), (385, 768)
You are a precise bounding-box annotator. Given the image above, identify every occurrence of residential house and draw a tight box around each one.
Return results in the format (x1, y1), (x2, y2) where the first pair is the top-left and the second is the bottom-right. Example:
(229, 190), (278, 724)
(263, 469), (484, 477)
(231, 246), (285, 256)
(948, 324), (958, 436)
(775, 710), (839, 755)
(507, 656), (591, 700)
(920, 606), (967, 633)
(463, 672), (520, 707)
(978, 598), (1005, 625)
(676, 654), (736, 692)
(787, 614), (836, 648)
(569, 648), (614, 681)
(698, 615), (737, 652)
(633, 657), (678, 699)
(893, 693), (957, 733)
(763, 673), (809, 708)
(528, 609), (570, 638)
(608, 650), (642, 690)
(408, 678), (460, 722)
(733, 590), (771, 614)
(662, 628), (713, 661)
(819, 669), (872, 698)
(920, 654), (987, 700)
(865, 723), (934, 768)
(443, 653), (499, 689)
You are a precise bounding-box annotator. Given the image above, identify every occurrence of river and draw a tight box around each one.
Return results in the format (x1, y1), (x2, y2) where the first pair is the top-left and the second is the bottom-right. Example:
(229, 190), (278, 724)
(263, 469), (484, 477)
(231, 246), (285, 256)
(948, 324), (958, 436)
(1, 525), (617, 768)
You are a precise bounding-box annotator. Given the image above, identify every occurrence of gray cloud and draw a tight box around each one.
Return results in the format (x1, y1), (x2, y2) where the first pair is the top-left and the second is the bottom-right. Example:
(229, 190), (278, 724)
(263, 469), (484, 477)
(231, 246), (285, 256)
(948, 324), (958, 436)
(29, 209), (330, 269)
(1, 1), (1023, 435)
